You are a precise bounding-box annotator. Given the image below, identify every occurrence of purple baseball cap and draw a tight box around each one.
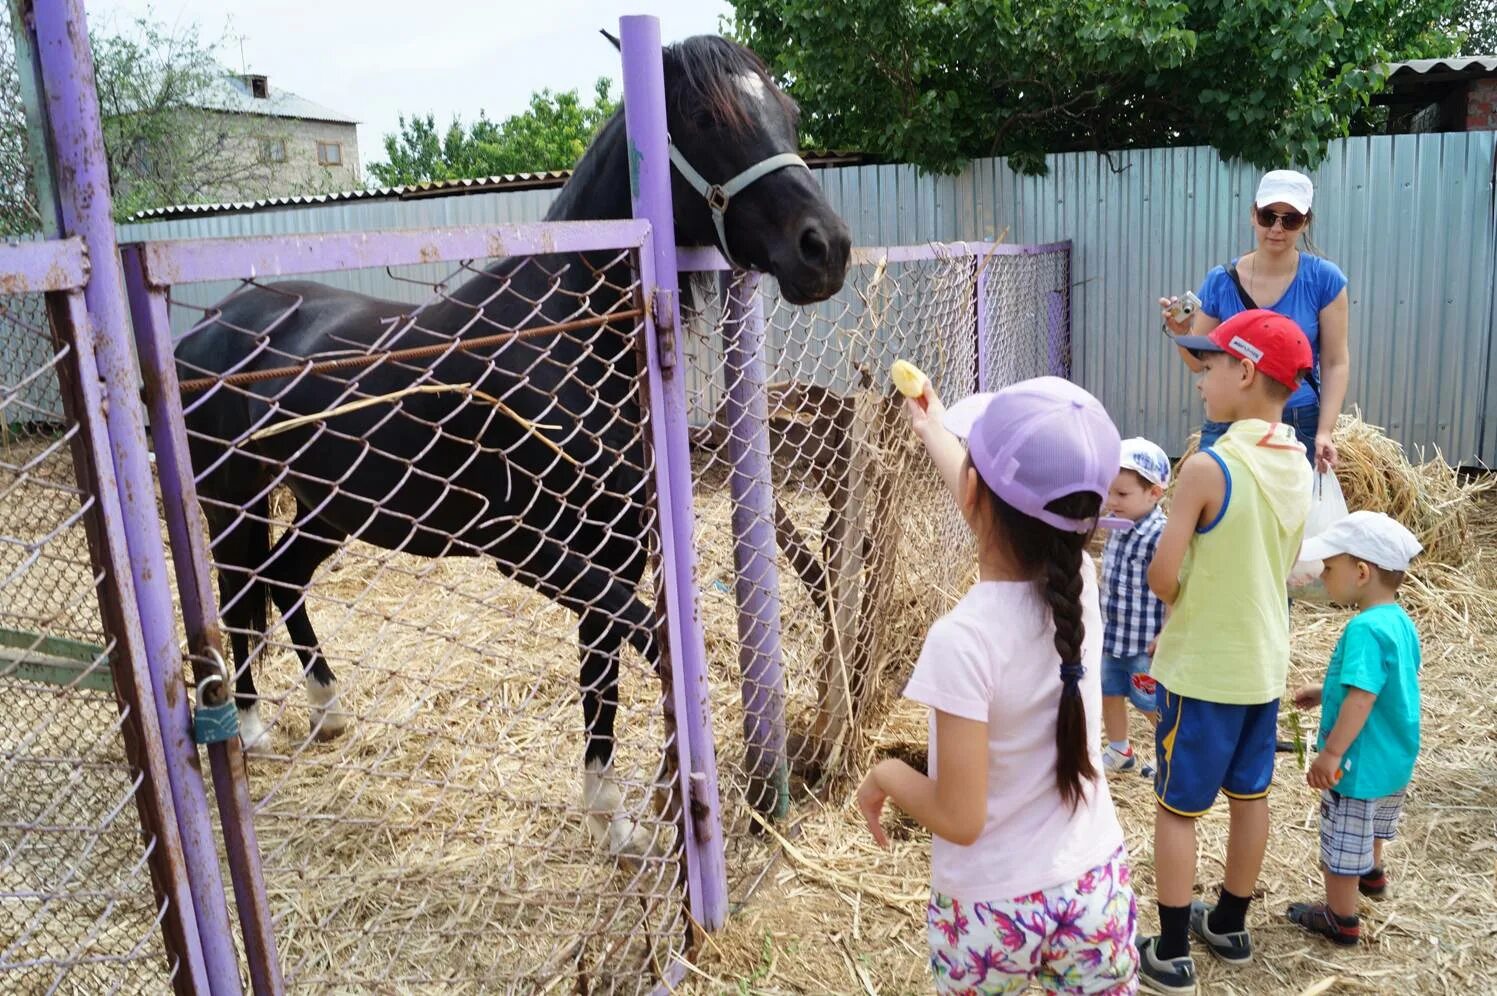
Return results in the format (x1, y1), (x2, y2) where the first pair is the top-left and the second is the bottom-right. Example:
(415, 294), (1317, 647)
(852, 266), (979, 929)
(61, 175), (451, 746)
(942, 376), (1131, 533)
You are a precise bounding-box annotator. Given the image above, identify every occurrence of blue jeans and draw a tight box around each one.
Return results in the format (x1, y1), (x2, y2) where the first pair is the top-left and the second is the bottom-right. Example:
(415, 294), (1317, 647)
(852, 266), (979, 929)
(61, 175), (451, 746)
(1200, 402), (1319, 466)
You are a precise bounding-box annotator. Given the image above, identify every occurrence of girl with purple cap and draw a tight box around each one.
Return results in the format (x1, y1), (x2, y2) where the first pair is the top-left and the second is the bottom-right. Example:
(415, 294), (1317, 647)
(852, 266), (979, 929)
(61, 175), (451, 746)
(857, 375), (1139, 993)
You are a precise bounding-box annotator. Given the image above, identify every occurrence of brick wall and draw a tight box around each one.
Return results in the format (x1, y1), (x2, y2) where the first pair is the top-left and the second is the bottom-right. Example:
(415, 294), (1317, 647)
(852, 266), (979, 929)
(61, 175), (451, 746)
(1468, 78), (1497, 131)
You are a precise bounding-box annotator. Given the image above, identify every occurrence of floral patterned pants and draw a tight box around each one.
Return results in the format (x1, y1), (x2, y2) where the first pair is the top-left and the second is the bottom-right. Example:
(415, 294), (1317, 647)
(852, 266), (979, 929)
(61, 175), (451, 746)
(927, 847), (1138, 994)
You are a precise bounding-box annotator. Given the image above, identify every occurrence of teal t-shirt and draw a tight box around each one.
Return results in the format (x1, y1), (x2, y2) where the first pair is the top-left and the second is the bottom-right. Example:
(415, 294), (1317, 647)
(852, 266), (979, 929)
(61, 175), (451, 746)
(1317, 603), (1422, 799)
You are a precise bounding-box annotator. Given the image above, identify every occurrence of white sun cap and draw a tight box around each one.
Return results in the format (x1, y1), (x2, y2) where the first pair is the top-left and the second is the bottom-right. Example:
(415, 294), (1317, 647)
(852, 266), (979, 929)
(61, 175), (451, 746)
(1254, 169), (1313, 214)
(1298, 510), (1423, 572)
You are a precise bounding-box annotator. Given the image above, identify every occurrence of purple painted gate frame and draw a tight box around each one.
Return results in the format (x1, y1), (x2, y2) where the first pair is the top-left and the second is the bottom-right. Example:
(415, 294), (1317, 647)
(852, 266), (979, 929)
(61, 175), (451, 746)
(14, 4), (1073, 991)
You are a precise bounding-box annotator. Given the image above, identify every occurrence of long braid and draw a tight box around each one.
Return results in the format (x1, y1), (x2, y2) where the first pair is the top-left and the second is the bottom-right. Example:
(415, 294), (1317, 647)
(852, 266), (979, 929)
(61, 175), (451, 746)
(981, 461), (1100, 811)
(1041, 545), (1096, 811)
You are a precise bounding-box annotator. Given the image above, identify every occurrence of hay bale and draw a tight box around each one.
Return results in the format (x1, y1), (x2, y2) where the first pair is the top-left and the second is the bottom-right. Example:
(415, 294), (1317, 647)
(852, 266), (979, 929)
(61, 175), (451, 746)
(1174, 412), (1491, 569)
(1329, 413), (1491, 568)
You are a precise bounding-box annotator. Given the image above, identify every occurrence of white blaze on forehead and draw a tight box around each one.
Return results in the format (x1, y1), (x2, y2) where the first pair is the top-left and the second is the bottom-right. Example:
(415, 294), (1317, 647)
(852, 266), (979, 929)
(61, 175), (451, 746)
(734, 72), (768, 103)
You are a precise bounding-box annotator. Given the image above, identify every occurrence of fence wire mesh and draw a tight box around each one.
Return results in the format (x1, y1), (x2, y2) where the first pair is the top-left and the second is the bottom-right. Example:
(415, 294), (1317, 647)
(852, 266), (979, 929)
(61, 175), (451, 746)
(980, 250), (1070, 390)
(1, 290), (176, 992)
(682, 243), (1067, 900)
(163, 247), (691, 992)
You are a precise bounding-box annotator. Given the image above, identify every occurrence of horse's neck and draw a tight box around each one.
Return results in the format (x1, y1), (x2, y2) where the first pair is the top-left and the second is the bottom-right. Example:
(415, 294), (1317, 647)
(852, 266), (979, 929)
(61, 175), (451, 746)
(443, 116), (633, 316)
(544, 115), (631, 223)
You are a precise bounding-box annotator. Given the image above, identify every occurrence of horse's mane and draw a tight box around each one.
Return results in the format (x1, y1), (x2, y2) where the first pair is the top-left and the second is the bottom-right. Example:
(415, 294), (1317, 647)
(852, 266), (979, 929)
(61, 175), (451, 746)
(665, 35), (798, 136)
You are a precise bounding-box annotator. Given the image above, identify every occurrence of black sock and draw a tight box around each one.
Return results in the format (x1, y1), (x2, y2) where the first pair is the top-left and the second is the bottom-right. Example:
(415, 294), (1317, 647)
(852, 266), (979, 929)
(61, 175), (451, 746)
(1207, 887), (1251, 935)
(1156, 903), (1191, 960)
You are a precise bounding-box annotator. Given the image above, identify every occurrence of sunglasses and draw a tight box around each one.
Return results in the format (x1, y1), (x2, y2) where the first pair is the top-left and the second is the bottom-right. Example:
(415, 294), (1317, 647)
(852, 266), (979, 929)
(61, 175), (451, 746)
(1255, 207), (1307, 231)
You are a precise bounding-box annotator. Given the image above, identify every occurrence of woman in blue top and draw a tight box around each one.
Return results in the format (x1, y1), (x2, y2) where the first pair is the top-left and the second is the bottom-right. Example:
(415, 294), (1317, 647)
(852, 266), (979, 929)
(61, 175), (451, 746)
(1160, 169), (1350, 472)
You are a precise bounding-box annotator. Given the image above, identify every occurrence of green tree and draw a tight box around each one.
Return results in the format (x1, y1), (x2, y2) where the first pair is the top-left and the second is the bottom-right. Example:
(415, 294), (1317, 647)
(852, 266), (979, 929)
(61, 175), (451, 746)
(1455, 0), (1497, 52)
(1, 9), (308, 230)
(368, 77), (618, 186)
(731, 0), (1465, 175)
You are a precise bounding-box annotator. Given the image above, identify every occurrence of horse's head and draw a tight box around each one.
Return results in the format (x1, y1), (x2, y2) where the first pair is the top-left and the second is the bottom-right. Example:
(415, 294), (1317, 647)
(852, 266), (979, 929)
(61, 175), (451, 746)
(658, 36), (850, 304)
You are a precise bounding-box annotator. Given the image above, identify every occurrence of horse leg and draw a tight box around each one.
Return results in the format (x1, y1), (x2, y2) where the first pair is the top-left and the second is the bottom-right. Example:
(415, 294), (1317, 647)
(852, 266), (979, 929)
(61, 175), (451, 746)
(510, 544), (663, 859)
(203, 495), (275, 751)
(262, 522), (349, 742)
(578, 609), (661, 858)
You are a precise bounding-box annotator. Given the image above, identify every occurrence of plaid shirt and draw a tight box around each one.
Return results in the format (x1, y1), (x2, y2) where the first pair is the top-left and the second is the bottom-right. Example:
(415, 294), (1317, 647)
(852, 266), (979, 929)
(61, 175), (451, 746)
(1101, 505), (1167, 658)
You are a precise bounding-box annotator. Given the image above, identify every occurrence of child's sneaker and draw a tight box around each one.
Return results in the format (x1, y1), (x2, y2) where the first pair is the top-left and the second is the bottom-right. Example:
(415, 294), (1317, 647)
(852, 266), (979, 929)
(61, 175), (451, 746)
(1188, 900), (1252, 963)
(1136, 935), (1197, 994)
(1359, 867), (1388, 898)
(1103, 744), (1137, 772)
(1286, 902), (1361, 946)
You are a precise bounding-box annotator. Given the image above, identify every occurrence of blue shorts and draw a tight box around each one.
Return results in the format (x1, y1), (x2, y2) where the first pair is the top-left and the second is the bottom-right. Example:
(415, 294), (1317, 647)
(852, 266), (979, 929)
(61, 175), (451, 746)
(1153, 686), (1279, 817)
(1102, 653), (1158, 713)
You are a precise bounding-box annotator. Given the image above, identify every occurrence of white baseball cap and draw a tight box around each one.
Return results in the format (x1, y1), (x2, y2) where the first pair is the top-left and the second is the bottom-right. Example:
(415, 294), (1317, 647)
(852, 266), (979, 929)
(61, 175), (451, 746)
(1255, 170), (1314, 214)
(1119, 437), (1171, 488)
(1299, 511), (1423, 572)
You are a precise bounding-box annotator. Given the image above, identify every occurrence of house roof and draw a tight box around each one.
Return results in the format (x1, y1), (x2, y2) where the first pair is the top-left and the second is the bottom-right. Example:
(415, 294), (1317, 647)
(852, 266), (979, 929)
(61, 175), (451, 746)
(124, 150), (874, 222)
(1383, 56), (1497, 79)
(191, 73), (360, 125)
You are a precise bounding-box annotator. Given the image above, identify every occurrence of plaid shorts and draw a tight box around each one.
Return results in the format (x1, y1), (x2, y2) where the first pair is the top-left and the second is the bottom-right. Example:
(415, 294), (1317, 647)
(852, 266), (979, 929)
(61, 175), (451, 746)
(1320, 789), (1407, 877)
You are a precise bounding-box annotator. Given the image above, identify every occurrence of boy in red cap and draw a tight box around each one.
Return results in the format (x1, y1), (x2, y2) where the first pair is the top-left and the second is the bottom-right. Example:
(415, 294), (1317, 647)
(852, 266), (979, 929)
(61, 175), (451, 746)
(1136, 310), (1314, 993)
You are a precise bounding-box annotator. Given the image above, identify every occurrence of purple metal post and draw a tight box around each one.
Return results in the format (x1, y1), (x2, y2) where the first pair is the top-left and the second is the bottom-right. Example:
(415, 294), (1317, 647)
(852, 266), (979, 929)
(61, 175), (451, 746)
(31, 1), (244, 991)
(619, 16), (729, 930)
(54, 289), (211, 995)
(1049, 242), (1074, 379)
(122, 247), (285, 996)
(1047, 290), (1067, 379)
(974, 256), (991, 392)
(721, 273), (789, 820)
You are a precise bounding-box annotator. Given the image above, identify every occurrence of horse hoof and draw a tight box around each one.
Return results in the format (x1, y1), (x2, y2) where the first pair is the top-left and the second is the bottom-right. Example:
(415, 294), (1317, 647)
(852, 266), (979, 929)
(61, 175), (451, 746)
(310, 711), (351, 742)
(609, 818), (662, 861)
(238, 705), (272, 755)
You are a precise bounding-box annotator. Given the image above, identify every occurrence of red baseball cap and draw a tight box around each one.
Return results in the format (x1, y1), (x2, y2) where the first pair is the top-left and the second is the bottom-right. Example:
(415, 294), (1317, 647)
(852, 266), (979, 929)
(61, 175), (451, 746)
(1174, 309), (1313, 390)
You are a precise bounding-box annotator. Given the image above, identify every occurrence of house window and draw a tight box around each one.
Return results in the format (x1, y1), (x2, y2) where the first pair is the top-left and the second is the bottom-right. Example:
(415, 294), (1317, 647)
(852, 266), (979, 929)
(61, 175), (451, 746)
(249, 75), (269, 99)
(316, 141), (342, 166)
(263, 139), (287, 163)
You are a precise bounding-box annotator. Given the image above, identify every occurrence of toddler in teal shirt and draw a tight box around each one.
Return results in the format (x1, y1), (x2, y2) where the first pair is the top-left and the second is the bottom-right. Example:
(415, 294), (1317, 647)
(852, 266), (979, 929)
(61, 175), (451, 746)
(1289, 511), (1423, 947)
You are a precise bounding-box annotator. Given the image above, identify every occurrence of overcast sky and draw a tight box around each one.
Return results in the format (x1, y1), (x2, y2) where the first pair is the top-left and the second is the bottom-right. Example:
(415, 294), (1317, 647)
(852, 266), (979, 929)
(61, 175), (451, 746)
(83, 1), (735, 167)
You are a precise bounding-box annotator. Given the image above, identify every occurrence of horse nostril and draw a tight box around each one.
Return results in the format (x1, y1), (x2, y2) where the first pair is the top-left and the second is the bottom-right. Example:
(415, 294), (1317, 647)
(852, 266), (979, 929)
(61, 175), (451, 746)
(798, 224), (828, 265)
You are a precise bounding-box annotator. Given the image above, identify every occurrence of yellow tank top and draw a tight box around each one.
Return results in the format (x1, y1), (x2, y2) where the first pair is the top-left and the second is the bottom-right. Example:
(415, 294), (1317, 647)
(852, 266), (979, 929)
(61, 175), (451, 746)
(1151, 420), (1312, 704)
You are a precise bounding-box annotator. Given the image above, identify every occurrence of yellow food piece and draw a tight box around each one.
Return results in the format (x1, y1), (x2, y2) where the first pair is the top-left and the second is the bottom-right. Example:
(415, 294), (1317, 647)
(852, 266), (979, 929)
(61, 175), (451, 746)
(890, 359), (928, 399)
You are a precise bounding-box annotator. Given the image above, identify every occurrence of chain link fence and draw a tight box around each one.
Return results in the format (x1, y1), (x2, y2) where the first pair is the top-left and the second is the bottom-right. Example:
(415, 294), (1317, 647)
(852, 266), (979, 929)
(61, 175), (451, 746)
(1, 288), (177, 992)
(157, 238), (693, 992)
(682, 242), (1068, 900)
(979, 249), (1071, 390)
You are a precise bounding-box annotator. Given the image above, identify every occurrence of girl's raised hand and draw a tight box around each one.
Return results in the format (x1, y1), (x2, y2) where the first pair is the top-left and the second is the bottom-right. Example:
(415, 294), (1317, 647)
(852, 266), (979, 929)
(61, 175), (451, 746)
(905, 381), (945, 438)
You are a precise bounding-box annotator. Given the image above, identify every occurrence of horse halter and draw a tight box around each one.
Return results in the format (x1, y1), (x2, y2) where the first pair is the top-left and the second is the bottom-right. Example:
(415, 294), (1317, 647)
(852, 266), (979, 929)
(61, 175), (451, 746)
(668, 142), (810, 269)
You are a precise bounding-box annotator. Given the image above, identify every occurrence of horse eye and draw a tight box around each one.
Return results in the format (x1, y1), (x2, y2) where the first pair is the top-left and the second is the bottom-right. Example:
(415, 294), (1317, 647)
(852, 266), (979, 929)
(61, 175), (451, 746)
(691, 110), (719, 131)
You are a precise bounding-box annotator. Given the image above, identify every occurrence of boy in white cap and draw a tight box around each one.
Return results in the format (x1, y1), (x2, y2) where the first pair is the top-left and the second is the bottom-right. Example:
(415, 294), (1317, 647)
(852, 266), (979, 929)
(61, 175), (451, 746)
(1287, 511), (1423, 947)
(1100, 437), (1171, 776)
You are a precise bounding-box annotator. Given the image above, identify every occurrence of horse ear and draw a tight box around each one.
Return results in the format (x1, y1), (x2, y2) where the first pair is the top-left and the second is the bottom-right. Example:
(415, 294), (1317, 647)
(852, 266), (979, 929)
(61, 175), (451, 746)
(599, 29), (621, 51)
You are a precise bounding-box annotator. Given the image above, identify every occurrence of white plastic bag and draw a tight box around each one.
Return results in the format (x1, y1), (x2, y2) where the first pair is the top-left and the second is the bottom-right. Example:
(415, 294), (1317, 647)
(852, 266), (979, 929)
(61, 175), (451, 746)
(1286, 471), (1348, 602)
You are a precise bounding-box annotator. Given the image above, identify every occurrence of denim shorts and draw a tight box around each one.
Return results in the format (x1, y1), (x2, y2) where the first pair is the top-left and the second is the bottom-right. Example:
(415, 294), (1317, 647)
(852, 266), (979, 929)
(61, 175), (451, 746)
(1102, 653), (1157, 713)
(1200, 401), (1319, 466)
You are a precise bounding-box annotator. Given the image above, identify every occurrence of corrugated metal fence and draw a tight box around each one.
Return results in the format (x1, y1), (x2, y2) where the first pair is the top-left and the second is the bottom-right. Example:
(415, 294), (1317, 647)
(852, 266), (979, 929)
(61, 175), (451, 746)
(112, 132), (1497, 464)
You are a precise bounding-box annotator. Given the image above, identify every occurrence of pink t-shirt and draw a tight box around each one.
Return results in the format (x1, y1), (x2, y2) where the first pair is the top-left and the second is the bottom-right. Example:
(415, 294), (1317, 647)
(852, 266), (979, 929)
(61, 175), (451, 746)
(903, 555), (1125, 901)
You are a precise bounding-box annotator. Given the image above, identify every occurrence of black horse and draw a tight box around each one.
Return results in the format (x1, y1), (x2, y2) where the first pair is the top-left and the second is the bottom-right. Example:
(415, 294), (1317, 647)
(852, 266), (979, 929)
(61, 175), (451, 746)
(174, 35), (850, 856)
